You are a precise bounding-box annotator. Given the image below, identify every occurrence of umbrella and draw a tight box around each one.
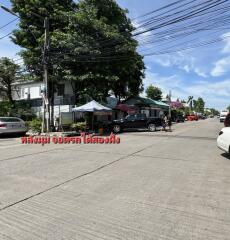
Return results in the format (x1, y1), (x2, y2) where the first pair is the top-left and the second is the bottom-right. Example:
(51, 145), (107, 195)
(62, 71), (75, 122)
(72, 100), (111, 112)
(72, 100), (112, 130)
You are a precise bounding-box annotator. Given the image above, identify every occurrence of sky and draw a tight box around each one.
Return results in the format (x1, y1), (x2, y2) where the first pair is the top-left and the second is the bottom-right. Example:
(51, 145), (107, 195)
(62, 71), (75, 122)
(0, 0), (230, 110)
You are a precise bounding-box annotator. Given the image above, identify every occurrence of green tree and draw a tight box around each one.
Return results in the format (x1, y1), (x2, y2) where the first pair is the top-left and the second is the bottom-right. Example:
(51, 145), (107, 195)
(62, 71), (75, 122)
(227, 105), (230, 112)
(193, 97), (205, 113)
(0, 101), (12, 116)
(146, 84), (162, 101)
(0, 57), (20, 105)
(10, 0), (145, 102)
(208, 108), (219, 116)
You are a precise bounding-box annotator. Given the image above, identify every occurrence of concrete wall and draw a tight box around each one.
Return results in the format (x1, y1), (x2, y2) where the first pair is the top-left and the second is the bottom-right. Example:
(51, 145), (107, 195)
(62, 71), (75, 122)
(33, 105), (73, 123)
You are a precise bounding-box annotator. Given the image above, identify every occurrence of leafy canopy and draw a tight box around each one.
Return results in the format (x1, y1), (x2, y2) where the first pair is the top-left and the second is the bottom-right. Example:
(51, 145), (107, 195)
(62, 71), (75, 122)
(0, 57), (20, 104)
(11, 0), (145, 102)
(146, 84), (163, 101)
(193, 97), (205, 113)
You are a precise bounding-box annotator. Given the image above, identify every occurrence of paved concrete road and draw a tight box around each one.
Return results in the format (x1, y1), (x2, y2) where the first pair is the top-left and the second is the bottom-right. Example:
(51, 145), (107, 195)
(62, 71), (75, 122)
(0, 118), (229, 240)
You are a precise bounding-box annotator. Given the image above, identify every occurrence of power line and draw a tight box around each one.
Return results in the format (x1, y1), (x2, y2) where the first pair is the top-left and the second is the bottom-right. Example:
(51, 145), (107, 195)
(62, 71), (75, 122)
(0, 18), (18, 30)
(0, 31), (13, 40)
(4, 0), (230, 65)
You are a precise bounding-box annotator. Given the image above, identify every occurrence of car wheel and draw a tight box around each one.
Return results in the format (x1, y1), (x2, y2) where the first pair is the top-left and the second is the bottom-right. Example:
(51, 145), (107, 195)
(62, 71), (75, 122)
(148, 124), (156, 132)
(113, 125), (121, 133)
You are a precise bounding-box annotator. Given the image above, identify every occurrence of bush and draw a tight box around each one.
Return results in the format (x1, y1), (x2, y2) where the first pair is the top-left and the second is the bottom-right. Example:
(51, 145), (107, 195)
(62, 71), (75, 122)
(0, 101), (12, 116)
(71, 122), (87, 131)
(27, 118), (42, 133)
(12, 101), (36, 121)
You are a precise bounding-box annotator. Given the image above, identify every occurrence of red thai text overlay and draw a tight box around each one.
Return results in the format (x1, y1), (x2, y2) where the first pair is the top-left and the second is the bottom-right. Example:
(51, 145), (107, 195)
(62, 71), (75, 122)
(21, 133), (120, 146)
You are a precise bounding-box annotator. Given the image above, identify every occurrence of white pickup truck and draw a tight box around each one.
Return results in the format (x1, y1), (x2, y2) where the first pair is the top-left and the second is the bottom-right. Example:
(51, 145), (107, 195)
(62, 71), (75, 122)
(220, 110), (229, 123)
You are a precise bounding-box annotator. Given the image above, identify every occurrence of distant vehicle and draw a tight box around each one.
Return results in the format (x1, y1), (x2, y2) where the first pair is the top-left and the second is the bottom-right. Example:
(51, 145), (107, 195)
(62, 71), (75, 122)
(217, 127), (230, 155)
(0, 117), (27, 136)
(198, 114), (206, 120)
(187, 114), (199, 121)
(111, 114), (162, 133)
(209, 115), (214, 118)
(224, 113), (230, 127)
(220, 110), (229, 122)
(175, 115), (185, 123)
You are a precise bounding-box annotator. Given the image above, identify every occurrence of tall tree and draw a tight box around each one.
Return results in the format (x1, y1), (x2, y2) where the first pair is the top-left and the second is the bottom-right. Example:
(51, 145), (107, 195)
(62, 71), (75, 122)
(146, 84), (162, 101)
(193, 97), (205, 113)
(227, 105), (230, 112)
(10, 0), (145, 102)
(0, 57), (20, 105)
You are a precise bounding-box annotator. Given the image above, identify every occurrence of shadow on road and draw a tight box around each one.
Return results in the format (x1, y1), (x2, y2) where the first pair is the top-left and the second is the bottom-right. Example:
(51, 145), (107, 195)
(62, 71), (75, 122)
(0, 134), (22, 139)
(221, 153), (230, 160)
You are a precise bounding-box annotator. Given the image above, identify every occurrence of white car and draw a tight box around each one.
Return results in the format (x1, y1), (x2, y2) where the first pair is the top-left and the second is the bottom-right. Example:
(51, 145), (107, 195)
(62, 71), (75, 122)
(217, 127), (230, 154)
(0, 117), (27, 136)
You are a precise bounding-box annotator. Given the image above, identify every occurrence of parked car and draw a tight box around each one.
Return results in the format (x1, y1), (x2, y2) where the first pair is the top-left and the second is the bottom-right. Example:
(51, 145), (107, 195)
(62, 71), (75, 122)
(199, 115), (207, 120)
(0, 117), (27, 136)
(111, 114), (162, 133)
(224, 113), (230, 127)
(217, 127), (230, 155)
(175, 115), (185, 123)
(186, 114), (199, 121)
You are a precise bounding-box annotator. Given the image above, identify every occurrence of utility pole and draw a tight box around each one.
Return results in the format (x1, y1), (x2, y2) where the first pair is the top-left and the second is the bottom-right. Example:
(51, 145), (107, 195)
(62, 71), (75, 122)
(168, 90), (172, 118)
(43, 17), (50, 133)
(0, 5), (51, 133)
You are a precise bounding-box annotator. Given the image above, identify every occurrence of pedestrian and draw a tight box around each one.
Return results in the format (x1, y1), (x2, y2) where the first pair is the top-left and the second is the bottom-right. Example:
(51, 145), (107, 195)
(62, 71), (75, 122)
(161, 115), (166, 131)
(168, 115), (172, 132)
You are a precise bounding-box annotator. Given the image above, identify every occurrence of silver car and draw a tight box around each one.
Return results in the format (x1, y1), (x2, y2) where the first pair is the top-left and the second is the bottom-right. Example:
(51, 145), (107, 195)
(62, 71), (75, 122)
(0, 117), (27, 136)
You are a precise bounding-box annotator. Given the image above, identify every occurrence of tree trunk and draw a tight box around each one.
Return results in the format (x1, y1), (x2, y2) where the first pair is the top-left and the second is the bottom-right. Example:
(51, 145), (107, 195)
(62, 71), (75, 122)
(7, 85), (14, 106)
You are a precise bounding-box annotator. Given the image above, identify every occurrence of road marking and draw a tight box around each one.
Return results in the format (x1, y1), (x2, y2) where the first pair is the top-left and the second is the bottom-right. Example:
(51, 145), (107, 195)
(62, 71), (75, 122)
(0, 142), (156, 212)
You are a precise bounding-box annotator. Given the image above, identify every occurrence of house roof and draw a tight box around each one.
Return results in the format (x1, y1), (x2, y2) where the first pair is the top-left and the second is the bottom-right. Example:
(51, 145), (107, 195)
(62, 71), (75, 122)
(123, 96), (169, 109)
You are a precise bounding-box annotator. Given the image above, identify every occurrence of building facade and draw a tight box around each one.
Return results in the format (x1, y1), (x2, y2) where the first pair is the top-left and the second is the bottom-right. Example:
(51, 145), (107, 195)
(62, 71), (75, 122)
(11, 81), (76, 120)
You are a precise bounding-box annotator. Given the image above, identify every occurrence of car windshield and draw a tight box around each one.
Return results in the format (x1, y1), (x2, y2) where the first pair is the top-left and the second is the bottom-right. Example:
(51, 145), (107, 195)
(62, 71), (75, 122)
(0, 118), (21, 122)
(126, 115), (135, 120)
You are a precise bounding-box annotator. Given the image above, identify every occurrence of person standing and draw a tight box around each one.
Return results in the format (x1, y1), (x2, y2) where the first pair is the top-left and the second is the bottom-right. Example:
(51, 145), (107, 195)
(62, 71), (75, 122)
(168, 115), (172, 132)
(161, 115), (166, 131)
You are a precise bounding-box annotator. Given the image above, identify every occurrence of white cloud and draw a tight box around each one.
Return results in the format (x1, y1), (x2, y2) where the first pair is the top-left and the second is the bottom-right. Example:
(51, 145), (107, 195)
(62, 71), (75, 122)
(211, 56), (230, 77)
(147, 53), (209, 78)
(132, 21), (152, 38)
(210, 32), (230, 77)
(143, 71), (230, 110)
(186, 80), (230, 98)
(222, 32), (230, 54)
(194, 68), (208, 78)
(143, 71), (189, 101)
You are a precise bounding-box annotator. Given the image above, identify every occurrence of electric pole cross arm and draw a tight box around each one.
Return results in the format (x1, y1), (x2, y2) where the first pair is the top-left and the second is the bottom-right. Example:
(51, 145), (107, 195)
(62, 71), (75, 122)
(0, 5), (18, 16)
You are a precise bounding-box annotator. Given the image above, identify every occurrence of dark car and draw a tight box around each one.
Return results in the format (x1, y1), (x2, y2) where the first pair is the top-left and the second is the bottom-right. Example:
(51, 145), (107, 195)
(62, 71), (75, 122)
(224, 113), (230, 127)
(111, 113), (162, 133)
(198, 114), (207, 120)
(175, 115), (185, 123)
